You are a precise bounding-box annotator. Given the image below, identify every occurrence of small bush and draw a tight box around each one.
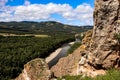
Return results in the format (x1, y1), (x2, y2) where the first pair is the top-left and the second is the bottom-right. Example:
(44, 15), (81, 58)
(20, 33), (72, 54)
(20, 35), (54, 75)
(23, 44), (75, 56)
(67, 42), (81, 56)
(114, 33), (120, 40)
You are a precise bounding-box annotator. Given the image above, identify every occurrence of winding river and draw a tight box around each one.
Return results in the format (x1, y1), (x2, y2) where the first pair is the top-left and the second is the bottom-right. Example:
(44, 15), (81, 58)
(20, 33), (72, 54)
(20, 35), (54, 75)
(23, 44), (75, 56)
(45, 42), (75, 68)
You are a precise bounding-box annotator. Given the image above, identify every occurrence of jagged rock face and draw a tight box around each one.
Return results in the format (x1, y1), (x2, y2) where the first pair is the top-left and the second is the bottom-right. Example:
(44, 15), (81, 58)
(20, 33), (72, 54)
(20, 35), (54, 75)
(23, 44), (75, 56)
(51, 47), (82, 77)
(90, 0), (120, 69)
(15, 58), (51, 80)
(51, 0), (120, 77)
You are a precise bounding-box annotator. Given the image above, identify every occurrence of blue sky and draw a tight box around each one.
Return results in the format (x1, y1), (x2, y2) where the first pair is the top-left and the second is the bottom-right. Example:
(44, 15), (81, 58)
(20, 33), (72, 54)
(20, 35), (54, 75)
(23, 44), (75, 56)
(7, 0), (94, 7)
(0, 0), (94, 26)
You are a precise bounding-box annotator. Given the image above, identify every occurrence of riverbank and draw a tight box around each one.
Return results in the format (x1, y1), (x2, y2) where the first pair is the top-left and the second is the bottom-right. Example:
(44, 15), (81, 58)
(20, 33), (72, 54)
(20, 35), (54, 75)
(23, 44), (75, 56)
(45, 42), (75, 68)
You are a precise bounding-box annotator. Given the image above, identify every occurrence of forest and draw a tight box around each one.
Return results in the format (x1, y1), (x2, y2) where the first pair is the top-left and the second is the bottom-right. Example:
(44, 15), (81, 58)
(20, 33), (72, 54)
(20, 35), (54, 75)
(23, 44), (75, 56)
(0, 35), (75, 80)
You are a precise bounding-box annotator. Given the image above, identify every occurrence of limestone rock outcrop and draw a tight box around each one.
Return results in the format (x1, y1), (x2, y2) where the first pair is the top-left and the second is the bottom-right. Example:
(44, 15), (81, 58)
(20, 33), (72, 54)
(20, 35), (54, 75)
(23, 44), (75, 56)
(15, 58), (51, 80)
(51, 0), (120, 77)
(51, 47), (82, 77)
(90, 0), (120, 69)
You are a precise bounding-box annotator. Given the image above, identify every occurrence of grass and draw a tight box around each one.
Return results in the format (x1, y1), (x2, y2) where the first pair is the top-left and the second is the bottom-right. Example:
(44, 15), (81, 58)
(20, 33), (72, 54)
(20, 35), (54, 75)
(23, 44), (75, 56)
(57, 69), (120, 80)
(34, 34), (49, 37)
(114, 33), (120, 39)
(0, 33), (49, 37)
(94, 69), (120, 80)
(67, 42), (81, 56)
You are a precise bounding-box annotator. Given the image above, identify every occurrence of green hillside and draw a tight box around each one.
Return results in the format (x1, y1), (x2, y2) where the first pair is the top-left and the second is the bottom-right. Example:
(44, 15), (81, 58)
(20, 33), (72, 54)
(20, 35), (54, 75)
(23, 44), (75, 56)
(0, 21), (92, 35)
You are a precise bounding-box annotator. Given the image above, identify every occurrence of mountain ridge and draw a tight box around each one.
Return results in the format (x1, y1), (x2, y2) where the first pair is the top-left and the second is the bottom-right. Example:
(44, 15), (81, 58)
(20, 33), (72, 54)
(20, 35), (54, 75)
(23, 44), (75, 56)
(0, 21), (92, 34)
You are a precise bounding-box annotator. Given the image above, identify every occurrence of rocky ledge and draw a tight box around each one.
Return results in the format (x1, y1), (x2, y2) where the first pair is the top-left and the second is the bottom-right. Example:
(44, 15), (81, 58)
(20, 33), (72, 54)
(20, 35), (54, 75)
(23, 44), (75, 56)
(51, 0), (120, 77)
(15, 58), (51, 80)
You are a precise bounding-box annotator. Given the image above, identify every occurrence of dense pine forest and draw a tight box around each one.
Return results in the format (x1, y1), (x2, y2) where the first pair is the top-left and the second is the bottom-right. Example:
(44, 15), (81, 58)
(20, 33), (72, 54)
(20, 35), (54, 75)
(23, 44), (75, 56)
(0, 35), (75, 79)
(0, 21), (92, 80)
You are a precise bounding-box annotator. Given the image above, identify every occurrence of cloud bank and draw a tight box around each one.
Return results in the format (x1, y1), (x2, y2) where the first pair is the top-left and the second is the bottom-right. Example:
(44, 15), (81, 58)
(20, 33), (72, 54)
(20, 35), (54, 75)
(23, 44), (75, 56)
(0, 1), (93, 25)
(0, 0), (8, 6)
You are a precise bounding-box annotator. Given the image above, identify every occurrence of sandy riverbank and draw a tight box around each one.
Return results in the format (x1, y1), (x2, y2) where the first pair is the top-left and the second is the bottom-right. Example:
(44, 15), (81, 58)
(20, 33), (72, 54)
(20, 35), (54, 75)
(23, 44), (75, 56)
(45, 42), (75, 64)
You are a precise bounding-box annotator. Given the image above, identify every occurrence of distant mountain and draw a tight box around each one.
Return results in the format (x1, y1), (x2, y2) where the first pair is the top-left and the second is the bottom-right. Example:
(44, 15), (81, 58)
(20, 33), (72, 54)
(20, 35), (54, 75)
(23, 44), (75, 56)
(0, 21), (93, 34)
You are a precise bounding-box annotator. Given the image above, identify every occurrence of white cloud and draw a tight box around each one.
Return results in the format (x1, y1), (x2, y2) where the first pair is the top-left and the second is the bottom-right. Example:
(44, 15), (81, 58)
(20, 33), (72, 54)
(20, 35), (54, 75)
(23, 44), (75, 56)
(0, 3), (93, 25)
(24, 0), (30, 6)
(0, 0), (8, 6)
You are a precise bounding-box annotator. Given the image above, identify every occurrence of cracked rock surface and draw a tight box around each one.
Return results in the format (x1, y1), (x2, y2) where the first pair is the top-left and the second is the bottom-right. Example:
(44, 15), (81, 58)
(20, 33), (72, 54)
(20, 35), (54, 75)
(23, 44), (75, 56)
(90, 0), (120, 69)
(15, 58), (51, 80)
(51, 0), (120, 77)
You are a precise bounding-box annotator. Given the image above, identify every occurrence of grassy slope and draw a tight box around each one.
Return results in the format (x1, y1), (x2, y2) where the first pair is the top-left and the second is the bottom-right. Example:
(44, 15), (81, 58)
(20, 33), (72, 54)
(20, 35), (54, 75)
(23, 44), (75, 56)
(58, 69), (120, 80)
(0, 21), (92, 35)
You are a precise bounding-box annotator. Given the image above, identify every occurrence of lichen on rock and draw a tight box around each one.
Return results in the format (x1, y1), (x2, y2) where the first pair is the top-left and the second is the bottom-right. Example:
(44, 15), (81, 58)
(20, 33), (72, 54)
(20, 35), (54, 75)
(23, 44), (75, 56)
(15, 58), (51, 80)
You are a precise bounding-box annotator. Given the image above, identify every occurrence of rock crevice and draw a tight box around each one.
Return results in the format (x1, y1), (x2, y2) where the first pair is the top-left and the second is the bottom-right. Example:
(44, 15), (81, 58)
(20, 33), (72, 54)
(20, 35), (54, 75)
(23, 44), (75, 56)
(51, 0), (120, 77)
(15, 58), (51, 80)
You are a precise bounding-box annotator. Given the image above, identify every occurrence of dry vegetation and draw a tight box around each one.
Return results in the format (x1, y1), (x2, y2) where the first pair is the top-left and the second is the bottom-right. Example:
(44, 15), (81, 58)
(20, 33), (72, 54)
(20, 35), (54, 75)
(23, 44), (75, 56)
(0, 33), (49, 37)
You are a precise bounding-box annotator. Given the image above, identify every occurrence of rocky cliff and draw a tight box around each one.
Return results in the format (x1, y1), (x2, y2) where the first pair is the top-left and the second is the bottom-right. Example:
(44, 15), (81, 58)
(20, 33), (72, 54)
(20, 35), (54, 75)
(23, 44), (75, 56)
(51, 0), (120, 77)
(90, 0), (120, 69)
(15, 58), (51, 80)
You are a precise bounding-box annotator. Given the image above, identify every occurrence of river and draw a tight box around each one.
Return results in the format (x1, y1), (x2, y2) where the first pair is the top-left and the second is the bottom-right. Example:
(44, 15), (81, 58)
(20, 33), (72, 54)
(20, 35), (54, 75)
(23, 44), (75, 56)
(45, 42), (75, 68)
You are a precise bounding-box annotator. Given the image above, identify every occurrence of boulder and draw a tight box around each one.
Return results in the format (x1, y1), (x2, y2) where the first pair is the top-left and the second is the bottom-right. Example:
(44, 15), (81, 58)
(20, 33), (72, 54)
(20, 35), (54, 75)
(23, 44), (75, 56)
(15, 58), (51, 80)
